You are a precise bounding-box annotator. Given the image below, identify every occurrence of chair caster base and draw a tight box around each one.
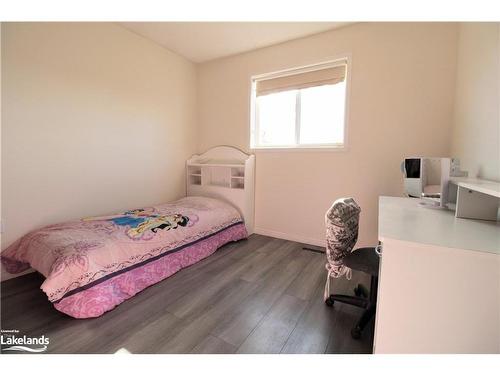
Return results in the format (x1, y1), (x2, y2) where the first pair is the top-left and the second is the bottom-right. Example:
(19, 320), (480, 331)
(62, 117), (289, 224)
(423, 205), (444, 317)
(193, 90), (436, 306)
(351, 326), (362, 340)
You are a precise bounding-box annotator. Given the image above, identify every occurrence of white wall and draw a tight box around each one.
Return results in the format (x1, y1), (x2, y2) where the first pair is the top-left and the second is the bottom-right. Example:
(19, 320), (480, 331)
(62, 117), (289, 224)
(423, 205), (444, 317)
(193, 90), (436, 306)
(197, 23), (459, 247)
(1, 22), (478, 282)
(451, 23), (500, 182)
(1, 23), (198, 280)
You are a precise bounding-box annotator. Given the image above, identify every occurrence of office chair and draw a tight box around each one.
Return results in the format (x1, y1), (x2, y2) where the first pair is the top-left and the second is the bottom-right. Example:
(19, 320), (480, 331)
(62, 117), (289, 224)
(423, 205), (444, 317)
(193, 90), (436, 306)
(324, 197), (380, 339)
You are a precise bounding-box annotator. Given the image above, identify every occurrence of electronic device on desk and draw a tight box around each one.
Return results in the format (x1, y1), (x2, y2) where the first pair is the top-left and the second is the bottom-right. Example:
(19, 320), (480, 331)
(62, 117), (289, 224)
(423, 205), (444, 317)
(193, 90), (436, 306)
(401, 157), (468, 209)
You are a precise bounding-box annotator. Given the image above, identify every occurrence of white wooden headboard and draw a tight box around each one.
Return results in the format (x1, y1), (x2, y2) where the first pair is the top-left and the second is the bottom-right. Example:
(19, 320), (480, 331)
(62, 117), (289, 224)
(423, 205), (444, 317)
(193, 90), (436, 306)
(186, 146), (255, 234)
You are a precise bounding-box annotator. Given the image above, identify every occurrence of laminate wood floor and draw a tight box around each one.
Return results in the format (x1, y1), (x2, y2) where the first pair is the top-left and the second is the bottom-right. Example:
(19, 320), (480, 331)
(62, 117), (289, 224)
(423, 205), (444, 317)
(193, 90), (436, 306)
(0, 234), (374, 354)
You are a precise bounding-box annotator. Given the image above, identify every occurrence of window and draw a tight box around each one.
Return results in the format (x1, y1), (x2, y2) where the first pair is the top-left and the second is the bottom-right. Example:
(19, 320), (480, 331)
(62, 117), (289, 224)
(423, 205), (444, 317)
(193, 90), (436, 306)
(251, 60), (348, 149)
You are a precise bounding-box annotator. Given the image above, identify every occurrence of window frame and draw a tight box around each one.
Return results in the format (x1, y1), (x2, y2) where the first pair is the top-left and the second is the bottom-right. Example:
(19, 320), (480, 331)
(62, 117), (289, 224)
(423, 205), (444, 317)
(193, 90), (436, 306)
(249, 57), (351, 152)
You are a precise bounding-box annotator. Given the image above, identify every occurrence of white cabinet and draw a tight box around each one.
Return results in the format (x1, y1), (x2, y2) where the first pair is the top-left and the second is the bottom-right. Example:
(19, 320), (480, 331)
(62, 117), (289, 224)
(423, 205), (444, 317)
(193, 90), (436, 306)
(374, 196), (500, 353)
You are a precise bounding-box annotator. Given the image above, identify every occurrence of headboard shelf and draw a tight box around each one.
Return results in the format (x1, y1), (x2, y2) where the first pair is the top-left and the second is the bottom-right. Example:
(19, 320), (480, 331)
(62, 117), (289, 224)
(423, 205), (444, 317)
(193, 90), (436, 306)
(186, 146), (255, 234)
(188, 162), (244, 168)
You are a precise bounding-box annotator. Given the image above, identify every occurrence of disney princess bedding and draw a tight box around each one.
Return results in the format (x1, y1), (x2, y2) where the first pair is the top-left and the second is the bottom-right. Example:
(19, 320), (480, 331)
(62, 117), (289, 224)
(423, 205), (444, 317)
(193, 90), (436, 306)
(1, 196), (247, 318)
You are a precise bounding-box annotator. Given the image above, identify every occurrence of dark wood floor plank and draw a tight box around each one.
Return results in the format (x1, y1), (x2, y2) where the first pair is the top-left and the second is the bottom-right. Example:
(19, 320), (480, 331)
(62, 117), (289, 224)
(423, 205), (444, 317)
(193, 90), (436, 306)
(227, 234), (275, 259)
(166, 250), (268, 320)
(46, 291), (180, 353)
(0, 272), (43, 298)
(1, 234), (374, 354)
(155, 279), (258, 353)
(240, 240), (296, 282)
(285, 252), (326, 301)
(191, 335), (237, 354)
(253, 237), (288, 254)
(237, 294), (308, 354)
(212, 249), (314, 347)
(181, 236), (261, 273)
(108, 311), (182, 354)
(281, 274), (336, 353)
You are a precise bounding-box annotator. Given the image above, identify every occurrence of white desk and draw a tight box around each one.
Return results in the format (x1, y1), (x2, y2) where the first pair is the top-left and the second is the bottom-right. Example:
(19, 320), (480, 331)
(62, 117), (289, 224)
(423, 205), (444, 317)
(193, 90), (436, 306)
(374, 196), (500, 353)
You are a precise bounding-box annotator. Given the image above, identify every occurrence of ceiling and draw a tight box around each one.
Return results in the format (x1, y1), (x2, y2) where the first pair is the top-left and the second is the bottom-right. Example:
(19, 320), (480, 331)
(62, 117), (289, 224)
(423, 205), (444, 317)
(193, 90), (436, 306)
(119, 22), (350, 63)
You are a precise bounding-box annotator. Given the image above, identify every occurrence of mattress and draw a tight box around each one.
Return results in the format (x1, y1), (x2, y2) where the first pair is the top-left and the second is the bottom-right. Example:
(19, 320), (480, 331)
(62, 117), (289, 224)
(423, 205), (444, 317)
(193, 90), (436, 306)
(1, 196), (247, 318)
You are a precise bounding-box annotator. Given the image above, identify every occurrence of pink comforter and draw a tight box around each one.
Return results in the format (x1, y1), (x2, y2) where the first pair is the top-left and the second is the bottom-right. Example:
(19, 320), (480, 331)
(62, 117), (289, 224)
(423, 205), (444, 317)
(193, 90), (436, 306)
(1, 196), (247, 318)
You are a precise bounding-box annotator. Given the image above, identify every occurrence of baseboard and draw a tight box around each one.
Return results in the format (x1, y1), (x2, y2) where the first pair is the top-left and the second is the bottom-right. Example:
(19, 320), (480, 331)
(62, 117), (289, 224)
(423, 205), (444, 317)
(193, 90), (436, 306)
(254, 227), (326, 247)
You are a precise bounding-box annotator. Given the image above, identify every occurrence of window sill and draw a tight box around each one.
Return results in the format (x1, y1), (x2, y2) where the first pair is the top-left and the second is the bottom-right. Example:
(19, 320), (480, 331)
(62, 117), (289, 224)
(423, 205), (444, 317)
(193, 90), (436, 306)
(250, 145), (348, 153)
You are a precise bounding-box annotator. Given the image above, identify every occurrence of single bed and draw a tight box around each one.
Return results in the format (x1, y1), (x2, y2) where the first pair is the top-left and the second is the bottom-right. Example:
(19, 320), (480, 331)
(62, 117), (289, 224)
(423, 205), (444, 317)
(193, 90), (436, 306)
(1, 196), (247, 318)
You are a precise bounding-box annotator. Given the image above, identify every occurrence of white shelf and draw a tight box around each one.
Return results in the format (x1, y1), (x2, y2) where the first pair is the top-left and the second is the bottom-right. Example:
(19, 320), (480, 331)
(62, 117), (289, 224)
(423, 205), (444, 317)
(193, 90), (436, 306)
(188, 162), (245, 168)
(187, 162), (247, 191)
(448, 177), (500, 221)
(196, 158), (245, 165)
(186, 146), (255, 234)
(188, 174), (202, 186)
(450, 177), (500, 198)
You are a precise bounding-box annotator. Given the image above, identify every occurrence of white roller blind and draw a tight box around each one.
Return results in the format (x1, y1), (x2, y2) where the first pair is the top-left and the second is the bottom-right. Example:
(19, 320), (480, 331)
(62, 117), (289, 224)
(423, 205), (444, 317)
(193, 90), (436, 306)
(255, 64), (346, 97)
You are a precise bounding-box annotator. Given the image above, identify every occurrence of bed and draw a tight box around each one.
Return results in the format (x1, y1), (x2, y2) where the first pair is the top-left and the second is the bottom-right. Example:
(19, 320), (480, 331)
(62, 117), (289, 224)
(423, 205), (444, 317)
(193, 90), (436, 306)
(1, 196), (247, 318)
(2, 146), (255, 319)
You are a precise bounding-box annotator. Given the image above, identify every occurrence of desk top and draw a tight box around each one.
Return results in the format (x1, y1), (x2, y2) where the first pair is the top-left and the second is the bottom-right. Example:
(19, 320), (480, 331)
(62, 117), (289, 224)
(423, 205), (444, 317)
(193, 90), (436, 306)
(379, 196), (500, 255)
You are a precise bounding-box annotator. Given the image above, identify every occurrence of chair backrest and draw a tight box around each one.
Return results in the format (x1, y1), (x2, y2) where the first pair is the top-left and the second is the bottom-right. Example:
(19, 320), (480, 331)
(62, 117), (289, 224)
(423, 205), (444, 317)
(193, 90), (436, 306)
(325, 197), (360, 278)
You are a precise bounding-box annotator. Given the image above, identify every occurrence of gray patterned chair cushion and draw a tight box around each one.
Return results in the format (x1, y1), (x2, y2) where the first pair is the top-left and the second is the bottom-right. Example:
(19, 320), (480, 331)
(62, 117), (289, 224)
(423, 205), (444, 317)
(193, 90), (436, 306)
(324, 197), (361, 299)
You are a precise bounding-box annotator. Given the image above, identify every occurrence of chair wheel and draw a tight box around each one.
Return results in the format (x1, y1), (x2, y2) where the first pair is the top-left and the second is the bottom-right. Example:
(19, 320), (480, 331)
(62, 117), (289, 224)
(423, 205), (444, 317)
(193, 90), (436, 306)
(325, 297), (334, 307)
(351, 326), (362, 340)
